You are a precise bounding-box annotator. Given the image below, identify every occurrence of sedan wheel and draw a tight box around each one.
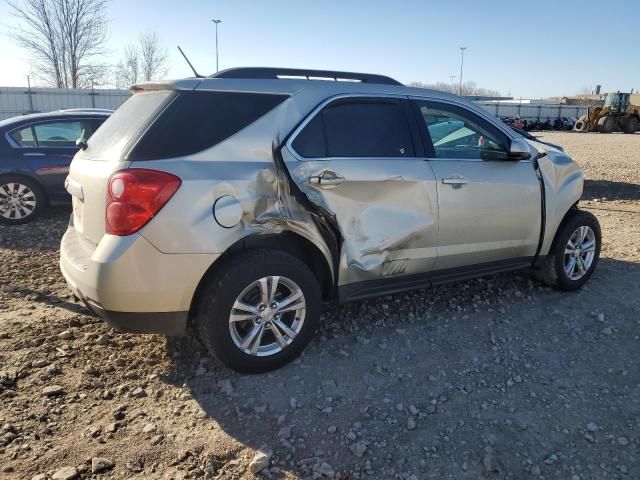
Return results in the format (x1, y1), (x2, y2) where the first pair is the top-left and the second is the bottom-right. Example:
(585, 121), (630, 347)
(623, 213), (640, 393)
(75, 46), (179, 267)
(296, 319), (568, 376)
(0, 179), (43, 224)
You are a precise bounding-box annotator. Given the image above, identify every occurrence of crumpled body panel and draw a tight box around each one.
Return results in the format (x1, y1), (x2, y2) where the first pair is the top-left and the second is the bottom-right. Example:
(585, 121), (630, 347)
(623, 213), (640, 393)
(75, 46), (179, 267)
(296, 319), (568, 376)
(281, 148), (439, 285)
(531, 141), (584, 255)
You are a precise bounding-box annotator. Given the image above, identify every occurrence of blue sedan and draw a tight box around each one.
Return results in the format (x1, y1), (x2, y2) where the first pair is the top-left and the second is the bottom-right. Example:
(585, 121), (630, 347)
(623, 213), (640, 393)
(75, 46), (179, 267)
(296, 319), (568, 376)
(0, 109), (110, 224)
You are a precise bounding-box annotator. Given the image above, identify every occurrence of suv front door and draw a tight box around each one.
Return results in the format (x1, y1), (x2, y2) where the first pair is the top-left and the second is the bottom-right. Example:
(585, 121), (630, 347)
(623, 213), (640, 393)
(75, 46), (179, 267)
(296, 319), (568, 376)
(413, 99), (541, 270)
(283, 97), (439, 293)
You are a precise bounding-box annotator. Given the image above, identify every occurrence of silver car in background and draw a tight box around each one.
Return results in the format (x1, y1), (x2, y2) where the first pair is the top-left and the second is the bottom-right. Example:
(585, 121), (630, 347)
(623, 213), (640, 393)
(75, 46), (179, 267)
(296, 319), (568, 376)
(60, 68), (601, 372)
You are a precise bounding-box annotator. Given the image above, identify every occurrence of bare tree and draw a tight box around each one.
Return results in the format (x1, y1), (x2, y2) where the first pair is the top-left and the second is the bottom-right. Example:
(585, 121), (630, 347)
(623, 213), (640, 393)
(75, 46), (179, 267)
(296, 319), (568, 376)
(577, 86), (594, 96)
(8, 0), (109, 88)
(114, 31), (168, 88)
(114, 44), (140, 88)
(409, 80), (501, 97)
(139, 31), (168, 81)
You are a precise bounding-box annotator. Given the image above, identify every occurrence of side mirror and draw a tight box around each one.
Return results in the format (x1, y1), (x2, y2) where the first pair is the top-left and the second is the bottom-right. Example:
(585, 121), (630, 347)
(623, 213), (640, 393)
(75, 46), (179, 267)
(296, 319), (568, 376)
(508, 138), (531, 160)
(76, 137), (88, 151)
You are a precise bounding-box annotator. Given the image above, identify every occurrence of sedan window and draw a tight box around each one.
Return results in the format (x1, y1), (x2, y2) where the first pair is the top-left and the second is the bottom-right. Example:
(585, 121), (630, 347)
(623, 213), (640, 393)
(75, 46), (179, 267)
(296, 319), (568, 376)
(33, 122), (83, 147)
(9, 127), (37, 147)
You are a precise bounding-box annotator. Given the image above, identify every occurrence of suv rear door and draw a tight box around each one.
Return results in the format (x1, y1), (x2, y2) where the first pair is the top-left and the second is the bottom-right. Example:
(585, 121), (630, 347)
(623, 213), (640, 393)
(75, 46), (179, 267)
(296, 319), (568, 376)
(283, 96), (439, 288)
(412, 98), (541, 270)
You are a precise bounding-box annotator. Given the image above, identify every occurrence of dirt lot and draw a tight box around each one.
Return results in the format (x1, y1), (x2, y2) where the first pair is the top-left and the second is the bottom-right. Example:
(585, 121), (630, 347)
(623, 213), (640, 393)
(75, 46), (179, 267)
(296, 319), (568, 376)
(1, 132), (639, 480)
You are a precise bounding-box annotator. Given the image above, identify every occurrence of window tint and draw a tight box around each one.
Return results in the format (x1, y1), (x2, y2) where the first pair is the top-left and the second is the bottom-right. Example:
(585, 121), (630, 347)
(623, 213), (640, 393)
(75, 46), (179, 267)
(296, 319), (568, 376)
(416, 102), (508, 160)
(292, 100), (415, 158)
(292, 115), (326, 157)
(9, 126), (36, 147)
(33, 122), (83, 147)
(86, 91), (171, 161)
(130, 91), (288, 161)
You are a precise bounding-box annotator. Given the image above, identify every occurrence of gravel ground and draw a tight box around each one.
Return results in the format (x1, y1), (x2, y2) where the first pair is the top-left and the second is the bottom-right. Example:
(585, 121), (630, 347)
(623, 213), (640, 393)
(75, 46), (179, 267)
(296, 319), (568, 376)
(1, 132), (639, 480)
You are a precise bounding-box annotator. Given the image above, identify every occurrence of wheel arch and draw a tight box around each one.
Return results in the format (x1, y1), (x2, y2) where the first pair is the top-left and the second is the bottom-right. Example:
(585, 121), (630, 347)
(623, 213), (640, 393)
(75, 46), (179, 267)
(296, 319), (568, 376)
(0, 171), (50, 205)
(187, 230), (335, 322)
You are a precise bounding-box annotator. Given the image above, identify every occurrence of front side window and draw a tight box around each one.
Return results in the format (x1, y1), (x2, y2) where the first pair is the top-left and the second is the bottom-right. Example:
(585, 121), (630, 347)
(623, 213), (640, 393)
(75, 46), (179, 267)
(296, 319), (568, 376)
(292, 99), (415, 158)
(416, 101), (508, 160)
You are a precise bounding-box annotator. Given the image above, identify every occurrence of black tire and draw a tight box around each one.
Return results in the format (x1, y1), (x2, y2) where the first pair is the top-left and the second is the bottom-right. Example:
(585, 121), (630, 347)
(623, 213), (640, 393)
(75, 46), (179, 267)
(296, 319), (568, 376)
(535, 209), (601, 291)
(597, 116), (616, 134)
(194, 249), (322, 373)
(0, 175), (45, 225)
(622, 117), (639, 134)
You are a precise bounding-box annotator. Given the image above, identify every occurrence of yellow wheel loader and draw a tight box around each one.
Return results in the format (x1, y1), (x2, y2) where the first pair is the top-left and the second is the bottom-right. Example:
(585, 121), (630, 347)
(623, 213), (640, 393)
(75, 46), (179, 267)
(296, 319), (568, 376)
(574, 92), (640, 133)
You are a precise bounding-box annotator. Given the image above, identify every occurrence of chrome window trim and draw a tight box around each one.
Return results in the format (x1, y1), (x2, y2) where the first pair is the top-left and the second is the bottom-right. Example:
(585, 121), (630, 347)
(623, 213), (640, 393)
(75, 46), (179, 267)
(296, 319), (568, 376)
(285, 93), (414, 162)
(5, 117), (106, 149)
(286, 92), (522, 163)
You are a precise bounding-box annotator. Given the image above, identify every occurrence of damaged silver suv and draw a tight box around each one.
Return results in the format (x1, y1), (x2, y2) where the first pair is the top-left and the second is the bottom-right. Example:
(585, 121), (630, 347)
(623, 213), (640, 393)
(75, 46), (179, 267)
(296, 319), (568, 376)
(60, 68), (601, 372)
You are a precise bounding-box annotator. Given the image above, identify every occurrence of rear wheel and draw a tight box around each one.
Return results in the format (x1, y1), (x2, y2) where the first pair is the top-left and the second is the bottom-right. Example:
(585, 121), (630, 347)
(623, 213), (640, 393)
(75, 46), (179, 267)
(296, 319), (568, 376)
(194, 249), (322, 373)
(622, 117), (639, 134)
(535, 210), (601, 291)
(0, 176), (44, 225)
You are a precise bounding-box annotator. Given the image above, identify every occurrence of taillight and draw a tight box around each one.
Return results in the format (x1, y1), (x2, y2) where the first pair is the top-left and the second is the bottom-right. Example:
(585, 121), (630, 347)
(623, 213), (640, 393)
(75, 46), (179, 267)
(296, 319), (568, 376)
(106, 169), (181, 236)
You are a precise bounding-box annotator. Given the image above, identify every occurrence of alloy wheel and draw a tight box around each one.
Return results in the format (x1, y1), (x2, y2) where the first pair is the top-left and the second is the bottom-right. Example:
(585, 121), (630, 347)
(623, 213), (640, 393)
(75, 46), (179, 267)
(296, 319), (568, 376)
(564, 226), (596, 280)
(0, 182), (37, 220)
(229, 276), (306, 357)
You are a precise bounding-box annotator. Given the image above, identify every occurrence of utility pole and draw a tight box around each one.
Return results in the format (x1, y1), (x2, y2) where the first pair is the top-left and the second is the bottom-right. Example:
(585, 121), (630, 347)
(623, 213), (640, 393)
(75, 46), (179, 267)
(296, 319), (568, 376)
(449, 75), (456, 93)
(211, 19), (222, 72)
(459, 47), (467, 95)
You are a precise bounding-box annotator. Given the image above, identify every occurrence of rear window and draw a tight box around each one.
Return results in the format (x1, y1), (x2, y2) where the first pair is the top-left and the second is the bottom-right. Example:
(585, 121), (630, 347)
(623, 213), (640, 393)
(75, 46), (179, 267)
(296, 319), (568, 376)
(129, 91), (289, 161)
(84, 91), (171, 161)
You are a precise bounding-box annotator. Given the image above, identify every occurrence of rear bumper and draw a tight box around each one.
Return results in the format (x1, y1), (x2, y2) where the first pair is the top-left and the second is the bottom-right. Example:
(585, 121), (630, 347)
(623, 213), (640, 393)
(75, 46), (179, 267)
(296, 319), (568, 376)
(65, 273), (188, 335)
(60, 226), (219, 336)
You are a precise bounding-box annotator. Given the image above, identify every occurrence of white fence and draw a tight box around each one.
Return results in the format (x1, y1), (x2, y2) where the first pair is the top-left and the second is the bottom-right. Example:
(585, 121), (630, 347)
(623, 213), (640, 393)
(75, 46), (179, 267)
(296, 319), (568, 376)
(0, 86), (131, 120)
(0, 86), (590, 123)
(476, 101), (588, 121)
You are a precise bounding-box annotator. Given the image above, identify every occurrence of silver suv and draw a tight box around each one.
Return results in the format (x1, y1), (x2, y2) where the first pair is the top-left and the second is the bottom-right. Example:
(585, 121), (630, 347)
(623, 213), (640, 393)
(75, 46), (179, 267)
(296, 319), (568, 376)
(60, 68), (601, 372)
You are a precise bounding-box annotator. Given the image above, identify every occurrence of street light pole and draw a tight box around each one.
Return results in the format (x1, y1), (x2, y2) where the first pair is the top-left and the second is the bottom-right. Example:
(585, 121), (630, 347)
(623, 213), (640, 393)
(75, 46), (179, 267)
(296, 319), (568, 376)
(211, 19), (222, 72)
(458, 47), (467, 95)
(450, 75), (456, 93)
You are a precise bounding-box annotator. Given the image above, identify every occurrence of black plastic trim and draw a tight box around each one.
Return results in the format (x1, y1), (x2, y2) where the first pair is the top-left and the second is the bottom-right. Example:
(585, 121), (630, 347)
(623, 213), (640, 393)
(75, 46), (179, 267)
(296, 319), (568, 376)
(211, 67), (402, 85)
(338, 257), (535, 303)
(86, 300), (187, 336)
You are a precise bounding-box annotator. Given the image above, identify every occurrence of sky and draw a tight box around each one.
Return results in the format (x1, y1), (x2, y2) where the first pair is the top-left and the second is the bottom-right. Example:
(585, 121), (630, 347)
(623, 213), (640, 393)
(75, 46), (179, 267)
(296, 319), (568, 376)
(0, 0), (638, 98)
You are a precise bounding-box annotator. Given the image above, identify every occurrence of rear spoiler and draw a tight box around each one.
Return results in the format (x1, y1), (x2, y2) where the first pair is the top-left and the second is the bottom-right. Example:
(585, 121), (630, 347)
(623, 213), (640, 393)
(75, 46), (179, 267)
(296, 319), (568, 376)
(130, 79), (201, 93)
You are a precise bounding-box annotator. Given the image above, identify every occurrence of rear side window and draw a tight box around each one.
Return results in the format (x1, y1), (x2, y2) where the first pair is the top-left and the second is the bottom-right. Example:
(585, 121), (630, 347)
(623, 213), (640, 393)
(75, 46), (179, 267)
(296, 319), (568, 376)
(129, 91), (288, 161)
(9, 126), (36, 147)
(292, 100), (415, 158)
(33, 122), (82, 147)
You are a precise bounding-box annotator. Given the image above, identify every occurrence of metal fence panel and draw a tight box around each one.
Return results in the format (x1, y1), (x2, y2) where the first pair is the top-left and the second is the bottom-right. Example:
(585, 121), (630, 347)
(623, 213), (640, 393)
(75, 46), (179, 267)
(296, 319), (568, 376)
(0, 87), (131, 120)
(477, 102), (588, 121)
(1, 86), (589, 124)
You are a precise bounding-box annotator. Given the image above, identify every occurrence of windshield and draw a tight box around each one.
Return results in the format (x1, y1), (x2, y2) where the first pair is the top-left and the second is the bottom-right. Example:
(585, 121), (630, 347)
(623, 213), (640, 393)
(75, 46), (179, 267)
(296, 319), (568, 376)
(81, 90), (172, 161)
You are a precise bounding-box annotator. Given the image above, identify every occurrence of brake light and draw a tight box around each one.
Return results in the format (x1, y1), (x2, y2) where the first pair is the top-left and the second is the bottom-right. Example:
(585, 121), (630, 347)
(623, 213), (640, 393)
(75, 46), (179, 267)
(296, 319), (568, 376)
(106, 169), (181, 236)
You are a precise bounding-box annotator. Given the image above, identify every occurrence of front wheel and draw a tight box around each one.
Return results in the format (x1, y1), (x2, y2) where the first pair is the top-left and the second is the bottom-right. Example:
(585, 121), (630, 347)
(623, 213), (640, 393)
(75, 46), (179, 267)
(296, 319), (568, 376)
(194, 249), (322, 373)
(535, 210), (601, 291)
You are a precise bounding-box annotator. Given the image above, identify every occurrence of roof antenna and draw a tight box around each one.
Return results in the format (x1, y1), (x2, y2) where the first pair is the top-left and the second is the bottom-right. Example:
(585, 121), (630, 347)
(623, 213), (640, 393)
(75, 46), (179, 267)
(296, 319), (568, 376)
(177, 46), (204, 78)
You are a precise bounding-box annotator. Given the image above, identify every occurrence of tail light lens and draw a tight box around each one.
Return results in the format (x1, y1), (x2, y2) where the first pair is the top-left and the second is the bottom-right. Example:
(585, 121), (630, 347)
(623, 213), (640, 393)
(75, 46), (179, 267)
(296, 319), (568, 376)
(106, 169), (181, 236)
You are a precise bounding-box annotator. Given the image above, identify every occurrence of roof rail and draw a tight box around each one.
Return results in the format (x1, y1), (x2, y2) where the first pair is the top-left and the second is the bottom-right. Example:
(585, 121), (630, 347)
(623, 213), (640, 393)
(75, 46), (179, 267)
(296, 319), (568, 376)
(210, 67), (402, 86)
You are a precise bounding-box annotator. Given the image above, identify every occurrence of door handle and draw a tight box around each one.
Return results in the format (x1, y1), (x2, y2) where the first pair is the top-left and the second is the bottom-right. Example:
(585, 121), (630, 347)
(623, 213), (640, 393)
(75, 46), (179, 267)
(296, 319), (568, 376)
(309, 171), (345, 188)
(23, 152), (46, 157)
(442, 176), (468, 186)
